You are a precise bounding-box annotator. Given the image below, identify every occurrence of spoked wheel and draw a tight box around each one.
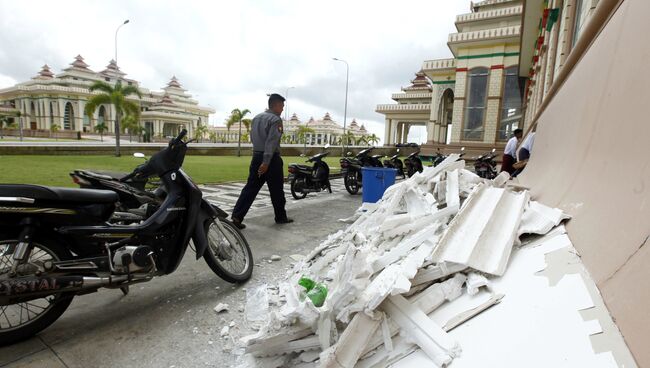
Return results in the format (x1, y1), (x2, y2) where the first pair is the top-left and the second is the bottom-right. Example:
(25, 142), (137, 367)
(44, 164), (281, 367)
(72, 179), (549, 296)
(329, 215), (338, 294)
(0, 238), (74, 345)
(290, 178), (307, 200)
(203, 219), (253, 283)
(344, 171), (360, 195)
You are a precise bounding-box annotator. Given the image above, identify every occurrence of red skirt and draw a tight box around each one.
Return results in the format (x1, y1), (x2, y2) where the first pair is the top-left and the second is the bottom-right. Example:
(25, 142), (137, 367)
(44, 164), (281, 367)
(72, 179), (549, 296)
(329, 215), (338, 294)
(500, 154), (515, 174)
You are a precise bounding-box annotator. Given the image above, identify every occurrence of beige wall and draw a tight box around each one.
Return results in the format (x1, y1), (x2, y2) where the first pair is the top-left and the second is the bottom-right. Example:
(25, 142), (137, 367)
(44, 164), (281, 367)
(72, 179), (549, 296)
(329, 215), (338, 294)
(519, 0), (650, 365)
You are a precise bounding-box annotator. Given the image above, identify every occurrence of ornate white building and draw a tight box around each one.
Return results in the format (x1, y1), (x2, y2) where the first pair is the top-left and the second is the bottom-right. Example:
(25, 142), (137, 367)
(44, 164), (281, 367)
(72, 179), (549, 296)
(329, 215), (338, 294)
(210, 112), (370, 145)
(0, 55), (214, 140)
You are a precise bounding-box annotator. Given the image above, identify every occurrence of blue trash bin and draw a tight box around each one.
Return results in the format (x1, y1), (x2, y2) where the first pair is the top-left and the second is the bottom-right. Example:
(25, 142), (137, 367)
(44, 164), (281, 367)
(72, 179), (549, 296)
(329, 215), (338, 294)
(361, 167), (398, 203)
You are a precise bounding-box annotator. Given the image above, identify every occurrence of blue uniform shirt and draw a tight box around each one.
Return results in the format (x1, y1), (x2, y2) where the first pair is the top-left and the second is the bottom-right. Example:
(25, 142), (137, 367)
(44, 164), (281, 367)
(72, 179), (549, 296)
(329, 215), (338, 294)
(251, 110), (283, 165)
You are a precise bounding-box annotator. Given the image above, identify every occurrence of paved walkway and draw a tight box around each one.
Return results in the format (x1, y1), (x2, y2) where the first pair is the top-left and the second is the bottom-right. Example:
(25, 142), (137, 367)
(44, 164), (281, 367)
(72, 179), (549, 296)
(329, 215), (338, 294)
(200, 177), (347, 215)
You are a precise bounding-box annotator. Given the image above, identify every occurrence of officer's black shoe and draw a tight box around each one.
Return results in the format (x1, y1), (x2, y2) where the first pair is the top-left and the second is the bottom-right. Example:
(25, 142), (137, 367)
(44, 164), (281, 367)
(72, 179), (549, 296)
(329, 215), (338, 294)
(232, 217), (246, 229)
(275, 218), (294, 225)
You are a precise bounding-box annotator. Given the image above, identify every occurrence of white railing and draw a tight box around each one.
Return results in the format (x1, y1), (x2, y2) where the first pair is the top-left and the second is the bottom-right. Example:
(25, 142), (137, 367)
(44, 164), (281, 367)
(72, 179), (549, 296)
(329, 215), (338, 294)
(457, 5), (522, 23)
(391, 92), (432, 100)
(448, 25), (521, 43)
(422, 58), (457, 71)
(375, 103), (431, 112)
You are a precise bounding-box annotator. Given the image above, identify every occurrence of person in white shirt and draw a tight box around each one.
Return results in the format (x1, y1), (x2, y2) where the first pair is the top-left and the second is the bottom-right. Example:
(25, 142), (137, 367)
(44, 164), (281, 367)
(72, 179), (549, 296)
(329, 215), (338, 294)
(512, 131), (536, 177)
(500, 128), (522, 174)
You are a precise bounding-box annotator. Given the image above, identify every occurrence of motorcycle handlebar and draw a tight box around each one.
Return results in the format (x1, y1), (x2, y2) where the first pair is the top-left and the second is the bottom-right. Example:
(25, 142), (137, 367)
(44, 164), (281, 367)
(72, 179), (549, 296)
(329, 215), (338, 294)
(170, 129), (188, 146)
(120, 172), (137, 182)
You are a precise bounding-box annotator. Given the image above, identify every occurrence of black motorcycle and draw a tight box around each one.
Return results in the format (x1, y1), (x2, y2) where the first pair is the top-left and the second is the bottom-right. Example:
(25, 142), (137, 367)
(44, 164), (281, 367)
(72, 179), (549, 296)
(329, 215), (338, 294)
(404, 151), (424, 177)
(339, 147), (382, 195)
(474, 148), (498, 179)
(0, 130), (253, 345)
(287, 150), (332, 200)
(383, 151), (405, 179)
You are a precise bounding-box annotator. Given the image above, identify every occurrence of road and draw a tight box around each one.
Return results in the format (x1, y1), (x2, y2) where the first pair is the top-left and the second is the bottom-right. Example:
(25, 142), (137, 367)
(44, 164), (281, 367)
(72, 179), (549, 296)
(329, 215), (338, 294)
(0, 183), (361, 368)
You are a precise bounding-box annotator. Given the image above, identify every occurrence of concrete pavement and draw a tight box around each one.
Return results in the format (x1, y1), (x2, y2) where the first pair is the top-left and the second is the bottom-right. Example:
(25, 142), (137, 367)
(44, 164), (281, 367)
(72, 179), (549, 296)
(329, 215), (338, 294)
(0, 186), (362, 368)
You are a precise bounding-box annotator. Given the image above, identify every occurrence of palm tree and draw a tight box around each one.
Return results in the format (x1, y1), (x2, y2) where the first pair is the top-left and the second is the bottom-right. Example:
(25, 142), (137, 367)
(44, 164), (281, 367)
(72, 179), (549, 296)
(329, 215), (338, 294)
(242, 118), (252, 132)
(366, 133), (380, 146)
(0, 115), (9, 139)
(296, 125), (315, 155)
(85, 80), (142, 157)
(121, 114), (139, 142)
(194, 123), (208, 143)
(342, 131), (356, 147)
(94, 122), (108, 142)
(356, 135), (369, 146)
(226, 108), (251, 157)
(208, 131), (217, 143)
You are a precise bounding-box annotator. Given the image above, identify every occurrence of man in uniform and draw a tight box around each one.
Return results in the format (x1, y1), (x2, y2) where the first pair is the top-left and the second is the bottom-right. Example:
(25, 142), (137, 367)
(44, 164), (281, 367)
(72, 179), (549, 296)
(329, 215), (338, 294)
(500, 128), (522, 175)
(231, 93), (293, 229)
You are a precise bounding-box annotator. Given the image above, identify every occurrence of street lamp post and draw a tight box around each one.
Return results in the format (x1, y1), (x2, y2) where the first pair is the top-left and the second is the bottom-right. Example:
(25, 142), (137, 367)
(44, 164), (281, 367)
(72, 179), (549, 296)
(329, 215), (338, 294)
(284, 87), (295, 123)
(115, 19), (130, 65)
(332, 58), (349, 155)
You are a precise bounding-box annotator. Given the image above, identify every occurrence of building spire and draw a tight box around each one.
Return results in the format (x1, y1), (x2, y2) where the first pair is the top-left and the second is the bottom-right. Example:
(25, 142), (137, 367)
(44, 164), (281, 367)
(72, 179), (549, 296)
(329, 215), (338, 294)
(70, 55), (91, 70)
(33, 64), (54, 79)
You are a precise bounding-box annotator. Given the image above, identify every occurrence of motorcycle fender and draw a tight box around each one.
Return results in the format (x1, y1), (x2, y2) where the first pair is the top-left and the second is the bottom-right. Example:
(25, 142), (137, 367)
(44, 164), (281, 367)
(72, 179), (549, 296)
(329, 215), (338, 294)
(193, 199), (218, 259)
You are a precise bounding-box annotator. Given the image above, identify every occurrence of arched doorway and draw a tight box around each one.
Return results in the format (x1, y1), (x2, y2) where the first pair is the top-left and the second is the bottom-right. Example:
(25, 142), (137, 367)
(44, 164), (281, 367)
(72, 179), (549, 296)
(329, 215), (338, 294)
(63, 102), (74, 130)
(438, 89), (454, 144)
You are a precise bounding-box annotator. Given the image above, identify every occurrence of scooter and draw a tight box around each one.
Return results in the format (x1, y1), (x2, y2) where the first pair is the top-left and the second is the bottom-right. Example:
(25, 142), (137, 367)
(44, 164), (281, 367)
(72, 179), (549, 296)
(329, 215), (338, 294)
(339, 147), (381, 195)
(0, 130), (253, 345)
(474, 148), (498, 179)
(287, 145), (332, 200)
(383, 150), (406, 179)
(404, 151), (424, 177)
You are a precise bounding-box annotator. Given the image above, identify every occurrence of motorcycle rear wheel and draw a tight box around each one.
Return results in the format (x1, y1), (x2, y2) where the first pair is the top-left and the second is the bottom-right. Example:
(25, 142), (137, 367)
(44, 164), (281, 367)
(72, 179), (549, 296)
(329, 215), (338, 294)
(344, 172), (360, 195)
(290, 178), (307, 200)
(203, 219), (253, 283)
(0, 236), (74, 346)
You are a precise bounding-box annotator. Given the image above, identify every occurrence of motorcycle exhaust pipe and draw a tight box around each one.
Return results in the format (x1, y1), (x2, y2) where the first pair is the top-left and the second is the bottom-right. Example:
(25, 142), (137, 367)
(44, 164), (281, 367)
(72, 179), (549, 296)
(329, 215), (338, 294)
(0, 275), (128, 305)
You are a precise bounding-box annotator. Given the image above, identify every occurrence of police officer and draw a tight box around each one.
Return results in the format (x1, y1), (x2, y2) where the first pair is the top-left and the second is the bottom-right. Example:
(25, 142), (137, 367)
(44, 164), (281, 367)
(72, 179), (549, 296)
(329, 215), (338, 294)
(231, 93), (293, 229)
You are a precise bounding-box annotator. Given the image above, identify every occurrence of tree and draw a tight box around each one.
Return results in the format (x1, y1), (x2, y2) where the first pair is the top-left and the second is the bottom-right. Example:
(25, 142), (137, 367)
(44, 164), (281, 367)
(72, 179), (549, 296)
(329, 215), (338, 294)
(50, 124), (60, 141)
(226, 108), (251, 157)
(296, 125), (315, 155)
(208, 131), (217, 143)
(194, 123), (209, 143)
(0, 115), (9, 139)
(356, 135), (369, 146)
(94, 122), (108, 142)
(366, 133), (380, 146)
(242, 118), (252, 132)
(121, 114), (140, 142)
(85, 80), (142, 157)
(342, 131), (356, 147)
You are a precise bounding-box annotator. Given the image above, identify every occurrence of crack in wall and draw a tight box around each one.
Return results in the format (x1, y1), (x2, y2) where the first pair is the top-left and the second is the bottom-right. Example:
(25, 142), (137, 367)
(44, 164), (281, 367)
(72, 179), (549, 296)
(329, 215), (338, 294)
(602, 234), (649, 285)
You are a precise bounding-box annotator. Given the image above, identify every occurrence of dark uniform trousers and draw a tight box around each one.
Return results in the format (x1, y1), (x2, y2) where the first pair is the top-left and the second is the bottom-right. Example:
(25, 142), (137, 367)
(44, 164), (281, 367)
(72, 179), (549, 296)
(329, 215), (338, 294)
(232, 152), (287, 222)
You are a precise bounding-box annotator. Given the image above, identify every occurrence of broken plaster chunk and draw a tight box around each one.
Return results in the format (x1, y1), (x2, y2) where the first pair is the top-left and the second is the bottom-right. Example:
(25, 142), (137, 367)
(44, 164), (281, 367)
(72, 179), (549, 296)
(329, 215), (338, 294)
(271, 255), (282, 261)
(221, 325), (230, 337)
(214, 303), (229, 313)
(466, 272), (491, 296)
(290, 254), (306, 262)
(299, 350), (321, 363)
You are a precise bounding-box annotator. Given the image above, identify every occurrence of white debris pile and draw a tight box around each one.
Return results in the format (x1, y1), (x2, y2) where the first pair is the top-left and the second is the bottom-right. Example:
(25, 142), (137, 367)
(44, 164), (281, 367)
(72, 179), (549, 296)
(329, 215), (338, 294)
(235, 155), (569, 368)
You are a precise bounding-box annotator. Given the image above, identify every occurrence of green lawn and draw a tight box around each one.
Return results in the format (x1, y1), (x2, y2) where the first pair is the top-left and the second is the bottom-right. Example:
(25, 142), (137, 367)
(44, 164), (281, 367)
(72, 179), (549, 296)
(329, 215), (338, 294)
(0, 155), (344, 187)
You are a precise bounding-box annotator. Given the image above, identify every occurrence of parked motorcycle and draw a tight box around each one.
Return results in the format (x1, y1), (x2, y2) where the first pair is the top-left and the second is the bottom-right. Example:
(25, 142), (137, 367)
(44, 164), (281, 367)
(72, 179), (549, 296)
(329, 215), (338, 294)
(404, 151), (424, 177)
(431, 147), (465, 167)
(287, 146), (332, 200)
(474, 148), (498, 179)
(0, 130), (253, 344)
(383, 150), (405, 179)
(339, 147), (381, 195)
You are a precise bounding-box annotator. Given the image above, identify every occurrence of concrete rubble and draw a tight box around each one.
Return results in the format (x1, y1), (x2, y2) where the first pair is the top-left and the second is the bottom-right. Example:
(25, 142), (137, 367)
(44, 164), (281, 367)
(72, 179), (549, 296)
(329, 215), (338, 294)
(233, 155), (571, 368)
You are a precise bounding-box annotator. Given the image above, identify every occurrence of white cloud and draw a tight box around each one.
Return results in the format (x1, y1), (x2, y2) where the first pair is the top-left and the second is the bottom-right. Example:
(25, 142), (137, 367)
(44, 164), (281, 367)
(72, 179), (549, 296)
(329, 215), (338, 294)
(0, 0), (468, 143)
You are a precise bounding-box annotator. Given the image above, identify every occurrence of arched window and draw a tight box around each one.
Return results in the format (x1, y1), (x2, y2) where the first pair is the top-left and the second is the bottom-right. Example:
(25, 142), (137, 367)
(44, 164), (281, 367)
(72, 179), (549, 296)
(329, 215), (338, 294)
(63, 102), (74, 130)
(98, 106), (106, 126)
(498, 66), (526, 141)
(463, 67), (489, 140)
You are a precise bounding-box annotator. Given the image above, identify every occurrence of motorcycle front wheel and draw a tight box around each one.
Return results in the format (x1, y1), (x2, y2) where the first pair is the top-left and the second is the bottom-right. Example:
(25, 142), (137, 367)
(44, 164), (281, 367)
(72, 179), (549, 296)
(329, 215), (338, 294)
(203, 218), (253, 283)
(344, 171), (360, 195)
(0, 236), (74, 345)
(290, 177), (307, 200)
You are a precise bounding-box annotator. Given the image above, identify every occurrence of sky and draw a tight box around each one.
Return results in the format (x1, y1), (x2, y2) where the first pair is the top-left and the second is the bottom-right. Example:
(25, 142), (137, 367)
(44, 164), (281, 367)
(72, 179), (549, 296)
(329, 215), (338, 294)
(0, 0), (468, 144)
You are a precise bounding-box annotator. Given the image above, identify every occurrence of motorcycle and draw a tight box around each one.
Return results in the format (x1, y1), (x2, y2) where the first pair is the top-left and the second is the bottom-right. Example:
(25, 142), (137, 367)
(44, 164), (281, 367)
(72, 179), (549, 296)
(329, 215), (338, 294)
(431, 147), (465, 167)
(404, 151), (424, 177)
(287, 146), (332, 200)
(474, 148), (498, 179)
(0, 130), (253, 345)
(339, 147), (381, 195)
(383, 150), (406, 179)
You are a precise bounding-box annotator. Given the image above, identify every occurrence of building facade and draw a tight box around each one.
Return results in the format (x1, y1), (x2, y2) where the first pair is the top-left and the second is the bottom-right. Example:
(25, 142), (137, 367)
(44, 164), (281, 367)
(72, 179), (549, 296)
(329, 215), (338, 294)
(209, 112), (371, 145)
(0, 55), (214, 140)
(378, 0), (525, 155)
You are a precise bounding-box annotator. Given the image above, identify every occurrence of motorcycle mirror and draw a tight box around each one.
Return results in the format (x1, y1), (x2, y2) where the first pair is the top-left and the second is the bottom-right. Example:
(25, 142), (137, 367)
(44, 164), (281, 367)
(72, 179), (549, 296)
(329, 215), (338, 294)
(491, 148), (496, 153)
(133, 152), (146, 159)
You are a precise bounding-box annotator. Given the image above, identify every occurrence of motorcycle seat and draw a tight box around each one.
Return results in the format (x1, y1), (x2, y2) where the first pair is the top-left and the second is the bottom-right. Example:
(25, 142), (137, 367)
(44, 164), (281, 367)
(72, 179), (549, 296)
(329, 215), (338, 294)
(0, 184), (118, 204)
